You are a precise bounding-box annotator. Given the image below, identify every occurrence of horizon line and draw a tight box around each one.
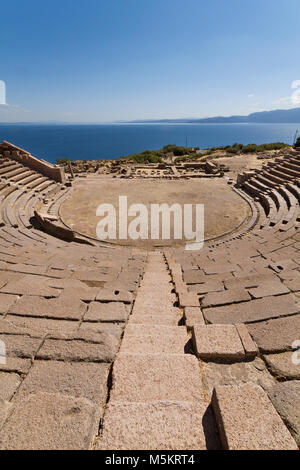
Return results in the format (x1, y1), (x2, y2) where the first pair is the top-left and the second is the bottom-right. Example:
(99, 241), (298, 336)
(0, 105), (300, 125)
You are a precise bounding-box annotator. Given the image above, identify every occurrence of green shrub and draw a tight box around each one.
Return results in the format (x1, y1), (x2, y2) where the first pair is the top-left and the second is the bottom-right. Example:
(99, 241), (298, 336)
(210, 142), (289, 154)
(119, 141), (290, 164)
(129, 152), (162, 163)
(227, 147), (239, 154)
(56, 157), (70, 165)
(162, 144), (177, 153)
(242, 144), (260, 153)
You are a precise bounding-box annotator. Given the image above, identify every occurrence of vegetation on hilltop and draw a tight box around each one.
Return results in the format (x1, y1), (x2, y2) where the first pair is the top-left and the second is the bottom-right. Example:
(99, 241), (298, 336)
(56, 141), (292, 166)
(121, 145), (197, 163)
(56, 157), (71, 165)
(175, 142), (291, 162)
(211, 142), (290, 154)
(124, 150), (162, 164)
(161, 145), (195, 156)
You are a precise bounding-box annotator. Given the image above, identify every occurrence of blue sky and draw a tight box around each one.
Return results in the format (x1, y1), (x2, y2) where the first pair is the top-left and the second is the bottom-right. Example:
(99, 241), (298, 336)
(0, 0), (300, 122)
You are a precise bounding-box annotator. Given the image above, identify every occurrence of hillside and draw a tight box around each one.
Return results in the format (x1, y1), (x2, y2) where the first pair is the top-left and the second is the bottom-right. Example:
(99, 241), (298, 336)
(130, 107), (300, 124)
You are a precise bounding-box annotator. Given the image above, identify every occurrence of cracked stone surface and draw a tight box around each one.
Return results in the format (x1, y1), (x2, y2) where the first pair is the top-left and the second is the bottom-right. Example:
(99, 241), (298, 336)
(268, 381), (300, 447)
(0, 392), (99, 450)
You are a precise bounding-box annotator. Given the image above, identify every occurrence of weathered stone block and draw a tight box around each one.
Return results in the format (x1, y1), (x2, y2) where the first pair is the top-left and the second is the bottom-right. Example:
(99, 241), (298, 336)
(203, 358), (275, 398)
(96, 288), (133, 304)
(178, 291), (199, 308)
(0, 372), (21, 401)
(212, 383), (298, 450)
(96, 401), (219, 450)
(110, 353), (204, 403)
(265, 351), (300, 380)
(248, 314), (300, 353)
(204, 294), (300, 324)
(9, 295), (87, 320)
(1, 275), (60, 297)
(0, 392), (98, 450)
(268, 381), (300, 447)
(16, 360), (109, 404)
(192, 325), (245, 360)
(0, 294), (19, 314)
(235, 324), (258, 358)
(37, 335), (117, 363)
(202, 288), (250, 308)
(184, 306), (205, 329)
(85, 302), (128, 323)
(0, 399), (11, 429)
(120, 326), (189, 354)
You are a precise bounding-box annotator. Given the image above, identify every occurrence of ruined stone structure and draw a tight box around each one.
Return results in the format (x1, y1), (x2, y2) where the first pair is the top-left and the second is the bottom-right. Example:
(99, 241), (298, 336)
(103, 159), (223, 179)
(0, 141), (66, 184)
(0, 141), (299, 450)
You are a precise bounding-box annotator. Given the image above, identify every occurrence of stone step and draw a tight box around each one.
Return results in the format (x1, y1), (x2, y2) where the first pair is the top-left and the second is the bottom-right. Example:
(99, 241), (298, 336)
(135, 280), (174, 291)
(109, 353), (204, 403)
(133, 293), (177, 308)
(192, 324), (257, 361)
(141, 276), (171, 286)
(96, 401), (219, 450)
(212, 383), (298, 450)
(132, 301), (178, 313)
(120, 325), (189, 354)
(128, 312), (180, 325)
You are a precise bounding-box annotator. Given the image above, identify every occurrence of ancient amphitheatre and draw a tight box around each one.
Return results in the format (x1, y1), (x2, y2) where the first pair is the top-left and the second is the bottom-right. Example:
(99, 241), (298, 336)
(0, 139), (299, 450)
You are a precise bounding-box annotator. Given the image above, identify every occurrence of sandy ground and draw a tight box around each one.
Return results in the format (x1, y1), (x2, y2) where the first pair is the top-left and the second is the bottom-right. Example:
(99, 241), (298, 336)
(60, 176), (251, 249)
(211, 153), (274, 178)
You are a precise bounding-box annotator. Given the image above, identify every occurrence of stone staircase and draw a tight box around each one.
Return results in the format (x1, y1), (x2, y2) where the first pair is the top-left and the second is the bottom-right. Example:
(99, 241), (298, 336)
(97, 253), (220, 450)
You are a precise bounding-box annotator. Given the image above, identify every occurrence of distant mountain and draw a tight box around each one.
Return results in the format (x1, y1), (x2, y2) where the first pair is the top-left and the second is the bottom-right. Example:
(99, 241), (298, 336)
(129, 107), (300, 124)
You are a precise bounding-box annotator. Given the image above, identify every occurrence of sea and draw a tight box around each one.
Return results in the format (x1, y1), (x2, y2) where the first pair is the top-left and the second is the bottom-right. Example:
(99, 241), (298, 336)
(0, 123), (299, 164)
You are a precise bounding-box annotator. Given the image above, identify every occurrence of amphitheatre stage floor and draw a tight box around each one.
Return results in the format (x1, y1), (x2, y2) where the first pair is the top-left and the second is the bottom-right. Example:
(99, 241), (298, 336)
(60, 176), (251, 249)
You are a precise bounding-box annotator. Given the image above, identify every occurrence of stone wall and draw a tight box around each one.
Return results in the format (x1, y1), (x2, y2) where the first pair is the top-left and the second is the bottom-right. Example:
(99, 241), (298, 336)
(0, 141), (66, 184)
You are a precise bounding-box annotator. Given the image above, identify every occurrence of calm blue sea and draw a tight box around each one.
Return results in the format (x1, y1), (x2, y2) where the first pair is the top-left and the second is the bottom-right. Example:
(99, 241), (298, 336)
(0, 123), (299, 164)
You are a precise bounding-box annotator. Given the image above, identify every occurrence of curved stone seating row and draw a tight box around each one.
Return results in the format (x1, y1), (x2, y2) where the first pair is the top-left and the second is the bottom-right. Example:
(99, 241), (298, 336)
(1, 165), (30, 180)
(9, 168), (35, 184)
(46, 186), (71, 216)
(0, 149), (78, 249)
(2, 188), (25, 228)
(0, 161), (20, 176)
(238, 152), (300, 236)
(31, 186), (101, 245)
(0, 152), (58, 195)
(13, 172), (40, 187)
